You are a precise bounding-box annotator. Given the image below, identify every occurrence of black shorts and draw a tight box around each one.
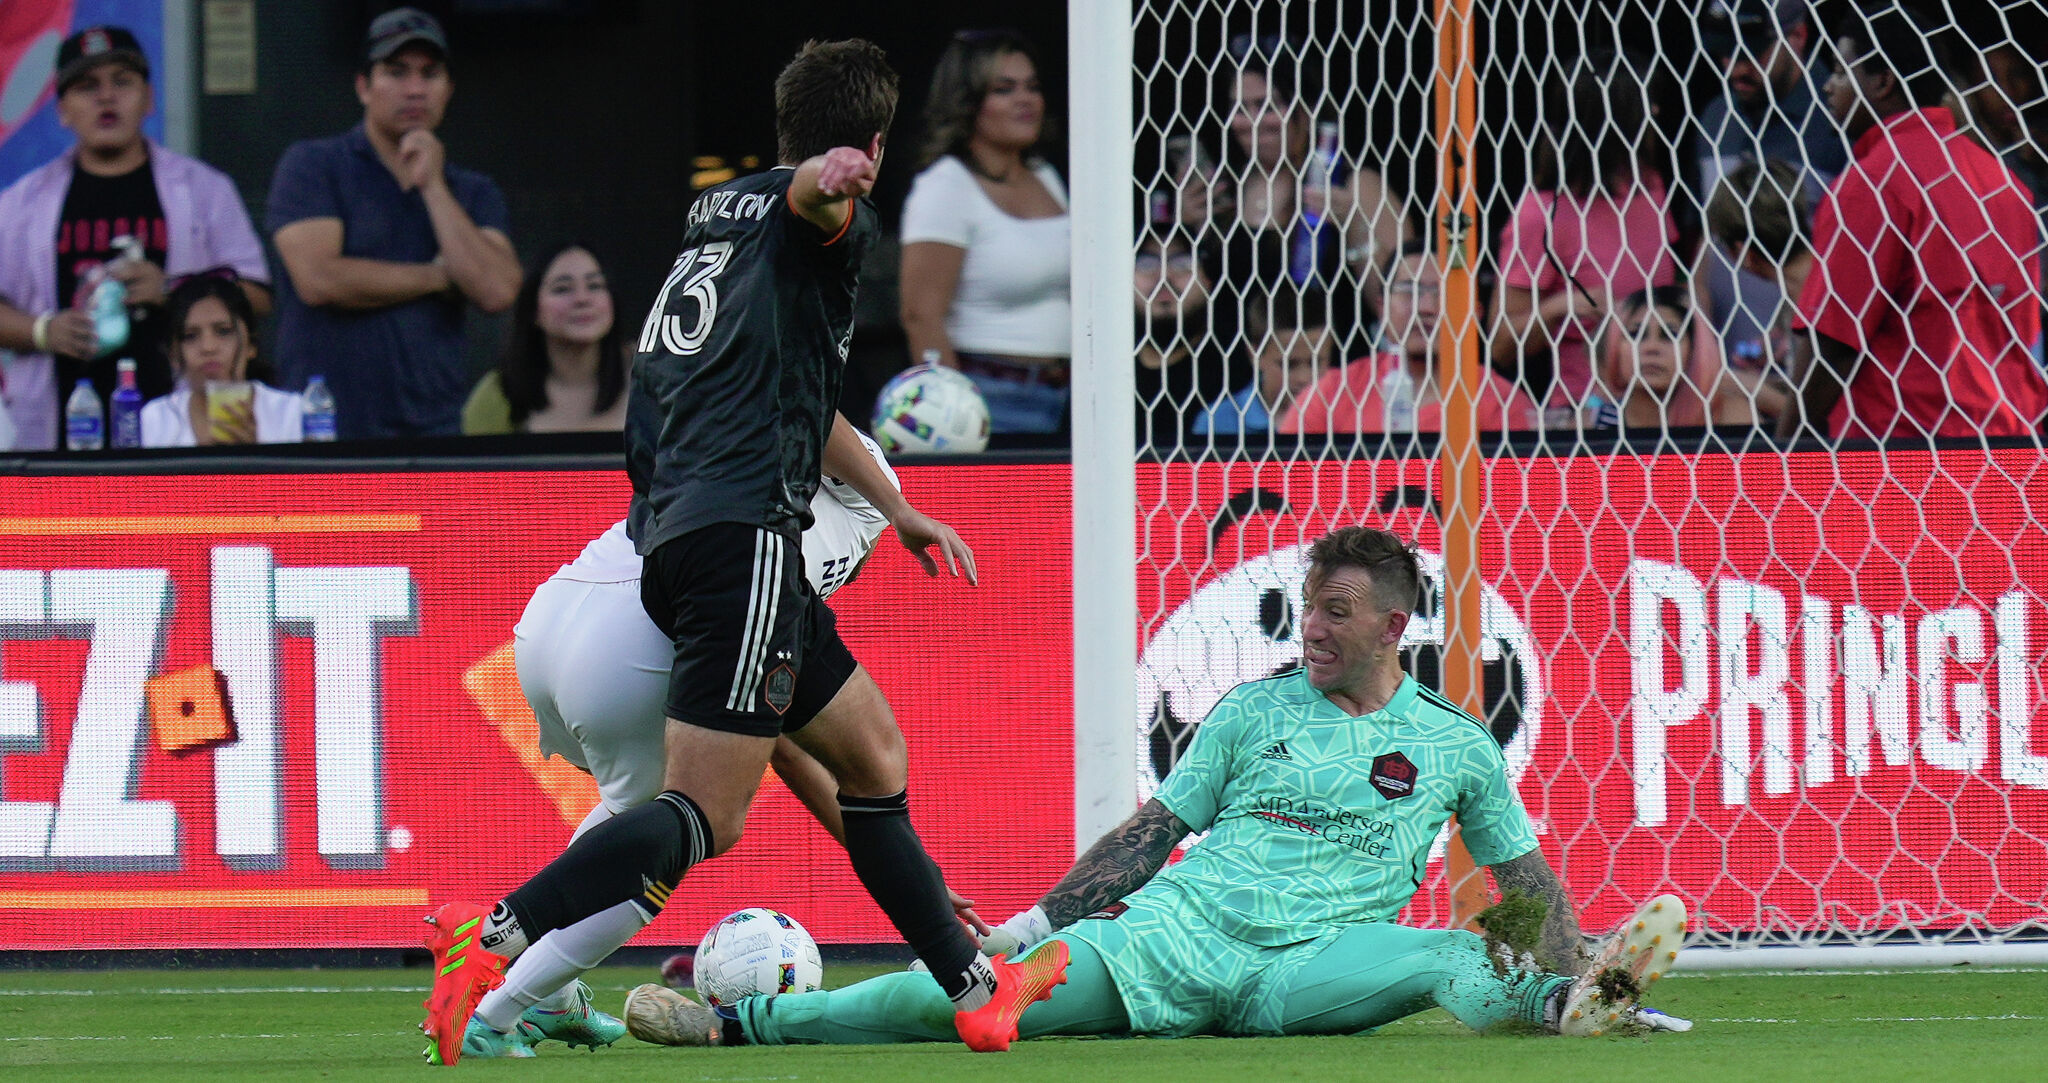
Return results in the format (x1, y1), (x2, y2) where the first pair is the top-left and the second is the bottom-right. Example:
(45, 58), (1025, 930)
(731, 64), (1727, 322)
(639, 522), (857, 738)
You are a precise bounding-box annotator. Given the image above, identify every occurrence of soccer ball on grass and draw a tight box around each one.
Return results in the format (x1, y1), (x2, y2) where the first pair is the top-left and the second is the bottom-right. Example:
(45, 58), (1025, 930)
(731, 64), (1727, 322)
(691, 906), (824, 1010)
(872, 363), (991, 454)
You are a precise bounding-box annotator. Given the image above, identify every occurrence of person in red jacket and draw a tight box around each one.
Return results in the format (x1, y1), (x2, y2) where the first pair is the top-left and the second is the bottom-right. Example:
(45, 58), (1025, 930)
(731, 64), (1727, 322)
(1782, 6), (2048, 443)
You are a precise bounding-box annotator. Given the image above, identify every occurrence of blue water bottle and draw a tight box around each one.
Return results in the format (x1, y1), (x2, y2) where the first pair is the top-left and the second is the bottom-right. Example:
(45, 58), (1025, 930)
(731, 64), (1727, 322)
(1289, 122), (1346, 285)
(301, 375), (337, 442)
(110, 358), (143, 448)
(64, 379), (104, 451)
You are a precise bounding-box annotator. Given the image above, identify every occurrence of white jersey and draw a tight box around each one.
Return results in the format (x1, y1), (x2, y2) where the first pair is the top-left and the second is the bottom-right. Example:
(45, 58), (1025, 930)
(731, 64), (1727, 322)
(554, 430), (895, 597)
(515, 430), (899, 814)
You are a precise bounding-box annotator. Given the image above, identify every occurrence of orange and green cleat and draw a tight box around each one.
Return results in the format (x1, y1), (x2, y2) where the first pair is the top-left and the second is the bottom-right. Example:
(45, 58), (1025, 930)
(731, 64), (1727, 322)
(420, 902), (509, 1066)
(954, 940), (1071, 1053)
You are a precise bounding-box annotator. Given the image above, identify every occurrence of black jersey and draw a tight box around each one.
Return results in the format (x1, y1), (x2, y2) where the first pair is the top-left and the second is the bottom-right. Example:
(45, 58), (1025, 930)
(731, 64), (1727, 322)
(624, 168), (879, 552)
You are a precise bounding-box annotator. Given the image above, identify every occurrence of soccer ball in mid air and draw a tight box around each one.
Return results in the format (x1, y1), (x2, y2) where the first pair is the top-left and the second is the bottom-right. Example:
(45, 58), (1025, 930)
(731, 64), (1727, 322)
(692, 907), (824, 1010)
(872, 363), (991, 454)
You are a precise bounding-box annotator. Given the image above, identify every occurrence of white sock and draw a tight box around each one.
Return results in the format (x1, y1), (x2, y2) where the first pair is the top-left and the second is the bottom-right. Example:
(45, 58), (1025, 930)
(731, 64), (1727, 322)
(570, 801), (618, 844)
(479, 900), (529, 959)
(529, 984), (579, 1013)
(948, 954), (998, 1012)
(474, 900), (649, 1032)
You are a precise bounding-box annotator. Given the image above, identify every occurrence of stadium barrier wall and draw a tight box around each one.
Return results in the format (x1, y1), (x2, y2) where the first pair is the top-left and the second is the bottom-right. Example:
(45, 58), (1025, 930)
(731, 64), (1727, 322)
(0, 455), (1075, 950)
(0, 445), (2042, 953)
(1136, 442), (2048, 955)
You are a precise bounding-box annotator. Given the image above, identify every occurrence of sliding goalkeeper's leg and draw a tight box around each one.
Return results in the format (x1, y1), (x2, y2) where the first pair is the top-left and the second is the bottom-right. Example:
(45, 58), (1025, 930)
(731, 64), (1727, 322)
(627, 936), (1129, 1047)
(1272, 895), (1686, 1037)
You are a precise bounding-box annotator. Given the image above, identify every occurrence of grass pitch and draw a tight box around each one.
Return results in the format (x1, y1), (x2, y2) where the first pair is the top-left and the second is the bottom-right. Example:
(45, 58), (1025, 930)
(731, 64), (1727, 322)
(3, 964), (2042, 1082)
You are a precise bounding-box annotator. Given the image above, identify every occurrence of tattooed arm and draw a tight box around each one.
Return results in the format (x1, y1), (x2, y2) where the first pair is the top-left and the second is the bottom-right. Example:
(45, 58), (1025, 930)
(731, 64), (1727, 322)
(1489, 848), (1586, 976)
(1035, 799), (1190, 928)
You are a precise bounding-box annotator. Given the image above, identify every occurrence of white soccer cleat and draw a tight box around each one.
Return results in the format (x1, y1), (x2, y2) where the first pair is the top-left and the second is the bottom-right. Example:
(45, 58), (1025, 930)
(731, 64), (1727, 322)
(624, 983), (722, 1047)
(1557, 893), (1687, 1037)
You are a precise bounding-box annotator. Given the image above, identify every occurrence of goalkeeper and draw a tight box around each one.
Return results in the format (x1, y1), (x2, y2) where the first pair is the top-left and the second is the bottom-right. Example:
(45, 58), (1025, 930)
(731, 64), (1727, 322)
(627, 526), (1690, 1047)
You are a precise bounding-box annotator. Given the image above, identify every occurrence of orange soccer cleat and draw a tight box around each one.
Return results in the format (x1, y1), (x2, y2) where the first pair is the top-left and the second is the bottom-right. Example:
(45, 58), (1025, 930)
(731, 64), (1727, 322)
(954, 940), (1071, 1053)
(419, 902), (509, 1065)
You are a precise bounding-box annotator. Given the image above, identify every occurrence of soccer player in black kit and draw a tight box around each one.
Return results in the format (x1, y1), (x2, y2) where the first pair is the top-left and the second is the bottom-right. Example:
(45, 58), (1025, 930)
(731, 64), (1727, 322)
(416, 40), (1068, 1065)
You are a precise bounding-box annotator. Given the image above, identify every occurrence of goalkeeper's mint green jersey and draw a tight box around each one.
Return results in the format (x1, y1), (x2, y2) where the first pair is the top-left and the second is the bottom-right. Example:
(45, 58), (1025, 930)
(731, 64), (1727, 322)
(1140, 668), (1538, 947)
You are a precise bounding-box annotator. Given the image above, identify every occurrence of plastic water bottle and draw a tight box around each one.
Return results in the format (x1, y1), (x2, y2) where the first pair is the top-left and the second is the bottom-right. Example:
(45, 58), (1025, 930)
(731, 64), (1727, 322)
(86, 236), (140, 358)
(1290, 122), (1345, 284)
(65, 379), (104, 451)
(1381, 361), (1419, 433)
(301, 375), (338, 442)
(110, 359), (143, 448)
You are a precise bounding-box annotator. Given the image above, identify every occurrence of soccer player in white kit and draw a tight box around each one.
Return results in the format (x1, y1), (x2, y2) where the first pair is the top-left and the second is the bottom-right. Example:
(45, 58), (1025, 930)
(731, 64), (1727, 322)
(471, 430), (983, 1055)
(516, 430), (897, 825)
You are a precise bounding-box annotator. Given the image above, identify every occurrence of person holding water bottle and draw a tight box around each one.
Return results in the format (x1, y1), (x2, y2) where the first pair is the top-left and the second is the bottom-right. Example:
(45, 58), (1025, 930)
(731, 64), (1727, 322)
(140, 275), (304, 447)
(0, 25), (270, 450)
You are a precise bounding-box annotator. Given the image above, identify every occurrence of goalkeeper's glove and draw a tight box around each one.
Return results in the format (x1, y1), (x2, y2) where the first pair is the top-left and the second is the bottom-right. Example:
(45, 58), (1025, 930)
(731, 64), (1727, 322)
(906, 905), (1056, 973)
(978, 905), (1055, 959)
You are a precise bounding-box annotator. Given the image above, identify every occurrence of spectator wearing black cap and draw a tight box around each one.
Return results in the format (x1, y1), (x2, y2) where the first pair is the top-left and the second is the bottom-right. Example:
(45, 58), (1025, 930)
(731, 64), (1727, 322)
(1695, 0), (1846, 421)
(267, 7), (521, 440)
(0, 25), (270, 450)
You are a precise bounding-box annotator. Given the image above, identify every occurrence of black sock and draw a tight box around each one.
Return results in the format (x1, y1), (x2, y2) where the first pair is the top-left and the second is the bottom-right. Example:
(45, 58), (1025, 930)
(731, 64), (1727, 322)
(502, 790), (710, 941)
(838, 789), (983, 1001)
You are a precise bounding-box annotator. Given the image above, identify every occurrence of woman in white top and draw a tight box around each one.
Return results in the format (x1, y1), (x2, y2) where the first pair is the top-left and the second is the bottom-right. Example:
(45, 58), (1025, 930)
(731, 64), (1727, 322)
(899, 28), (1070, 435)
(142, 274), (302, 447)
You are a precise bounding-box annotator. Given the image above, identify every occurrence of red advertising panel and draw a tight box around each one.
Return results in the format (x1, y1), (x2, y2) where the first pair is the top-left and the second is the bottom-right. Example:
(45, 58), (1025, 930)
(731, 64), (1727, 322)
(7, 448), (2042, 950)
(1134, 449), (2048, 936)
(0, 464), (1074, 949)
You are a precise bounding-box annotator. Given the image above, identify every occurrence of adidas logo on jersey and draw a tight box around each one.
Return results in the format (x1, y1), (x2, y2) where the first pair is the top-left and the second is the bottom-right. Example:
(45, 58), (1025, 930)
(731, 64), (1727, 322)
(1259, 741), (1293, 761)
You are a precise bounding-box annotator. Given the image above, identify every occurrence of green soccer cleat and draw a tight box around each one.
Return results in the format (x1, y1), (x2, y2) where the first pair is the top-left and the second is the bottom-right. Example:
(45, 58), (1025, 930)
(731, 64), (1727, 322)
(459, 1016), (537, 1059)
(1557, 893), (1688, 1037)
(521, 980), (628, 1050)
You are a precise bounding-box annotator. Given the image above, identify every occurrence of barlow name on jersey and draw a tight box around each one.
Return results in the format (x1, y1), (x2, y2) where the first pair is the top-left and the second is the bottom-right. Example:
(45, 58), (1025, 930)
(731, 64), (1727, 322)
(625, 167), (880, 553)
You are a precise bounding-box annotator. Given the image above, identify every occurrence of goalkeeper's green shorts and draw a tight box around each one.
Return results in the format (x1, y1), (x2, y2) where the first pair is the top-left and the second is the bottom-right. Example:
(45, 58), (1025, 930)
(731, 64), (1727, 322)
(1062, 893), (1340, 1037)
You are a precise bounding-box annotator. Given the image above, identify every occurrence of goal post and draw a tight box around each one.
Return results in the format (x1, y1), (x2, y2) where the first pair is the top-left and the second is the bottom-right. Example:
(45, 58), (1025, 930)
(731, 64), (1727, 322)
(1083, 0), (2048, 966)
(1070, 0), (1138, 852)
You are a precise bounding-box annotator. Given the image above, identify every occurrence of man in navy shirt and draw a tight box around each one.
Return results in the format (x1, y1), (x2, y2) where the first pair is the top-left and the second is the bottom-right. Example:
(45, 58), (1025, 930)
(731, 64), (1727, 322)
(267, 7), (520, 439)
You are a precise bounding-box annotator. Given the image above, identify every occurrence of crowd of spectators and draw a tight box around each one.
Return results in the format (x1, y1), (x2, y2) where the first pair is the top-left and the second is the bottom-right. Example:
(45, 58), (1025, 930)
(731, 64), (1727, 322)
(0, 10), (518, 449)
(1136, 0), (2048, 452)
(2, 4), (2045, 455)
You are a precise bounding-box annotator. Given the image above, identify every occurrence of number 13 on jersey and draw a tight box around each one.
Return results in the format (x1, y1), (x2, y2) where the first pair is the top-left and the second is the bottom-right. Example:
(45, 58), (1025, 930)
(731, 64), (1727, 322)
(639, 241), (734, 356)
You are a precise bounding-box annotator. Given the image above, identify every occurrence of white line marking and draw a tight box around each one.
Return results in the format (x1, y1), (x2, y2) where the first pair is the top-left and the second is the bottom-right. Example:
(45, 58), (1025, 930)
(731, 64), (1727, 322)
(1666, 967), (2048, 978)
(1706, 1014), (2043, 1024)
(3, 1033), (381, 1042)
(0, 986), (424, 996)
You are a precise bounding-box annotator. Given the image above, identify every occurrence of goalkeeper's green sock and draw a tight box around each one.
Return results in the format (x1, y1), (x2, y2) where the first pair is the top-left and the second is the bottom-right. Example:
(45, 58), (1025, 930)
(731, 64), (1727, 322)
(1275, 924), (1569, 1035)
(737, 936), (1128, 1045)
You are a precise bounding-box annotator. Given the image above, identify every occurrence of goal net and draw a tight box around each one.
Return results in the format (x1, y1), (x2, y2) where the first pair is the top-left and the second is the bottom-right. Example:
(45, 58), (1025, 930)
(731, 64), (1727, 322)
(1099, 0), (2048, 962)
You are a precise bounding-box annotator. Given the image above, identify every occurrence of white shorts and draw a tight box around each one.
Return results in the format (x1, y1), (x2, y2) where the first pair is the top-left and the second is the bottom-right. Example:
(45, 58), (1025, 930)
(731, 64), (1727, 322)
(515, 577), (671, 813)
(514, 450), (893, 813)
